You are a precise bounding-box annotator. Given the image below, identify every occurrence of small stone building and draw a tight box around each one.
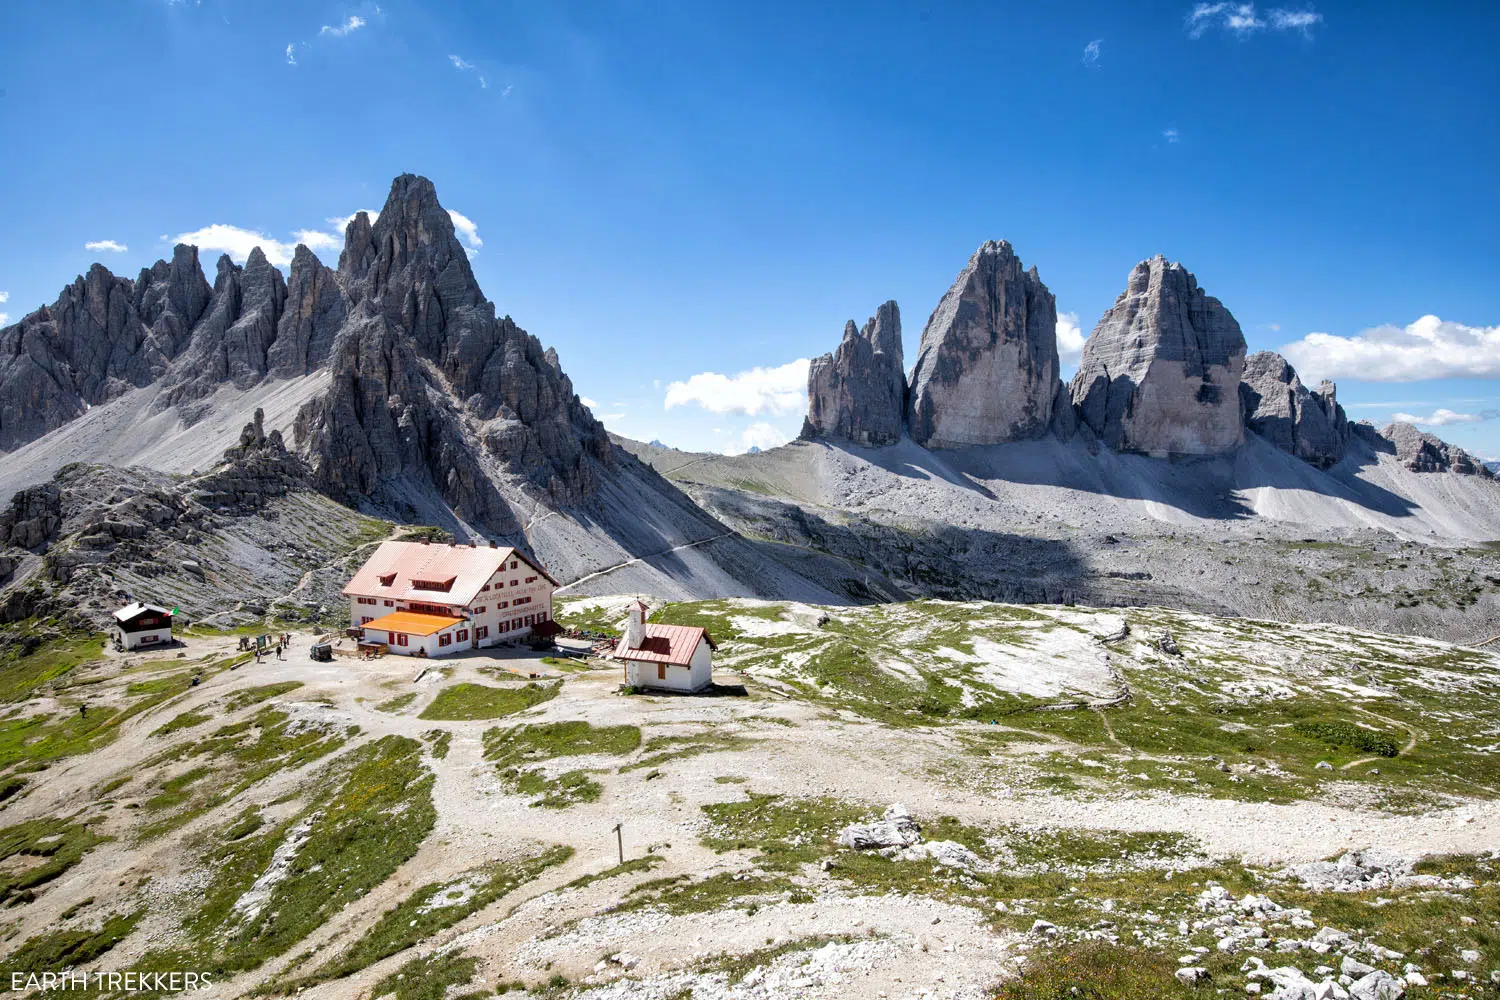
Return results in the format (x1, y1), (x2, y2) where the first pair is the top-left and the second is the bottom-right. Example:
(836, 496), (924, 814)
(613, 600), (716, 693)
(112, 603), (173, 650)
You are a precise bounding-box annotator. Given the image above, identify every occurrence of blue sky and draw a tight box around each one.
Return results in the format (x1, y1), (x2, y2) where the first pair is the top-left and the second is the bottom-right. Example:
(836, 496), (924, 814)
(1, 1), (1497, 456)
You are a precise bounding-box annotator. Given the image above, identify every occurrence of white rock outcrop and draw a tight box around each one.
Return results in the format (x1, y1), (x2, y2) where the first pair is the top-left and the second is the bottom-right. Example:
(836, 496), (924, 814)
(907, 241), (1062, 449)
(1071, 255), (1247, 457)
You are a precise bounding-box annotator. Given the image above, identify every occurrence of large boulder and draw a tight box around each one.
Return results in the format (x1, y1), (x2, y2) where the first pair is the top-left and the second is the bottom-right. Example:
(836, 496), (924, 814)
(907, 241), (1061, 448)
(802, 301), (906, 446)
(1071, 255), (1247, 457)
(1240, 351), (1350, 468)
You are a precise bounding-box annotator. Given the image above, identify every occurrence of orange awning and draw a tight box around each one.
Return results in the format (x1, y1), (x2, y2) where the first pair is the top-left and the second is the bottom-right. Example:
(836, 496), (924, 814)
(361, 610), (467, 637)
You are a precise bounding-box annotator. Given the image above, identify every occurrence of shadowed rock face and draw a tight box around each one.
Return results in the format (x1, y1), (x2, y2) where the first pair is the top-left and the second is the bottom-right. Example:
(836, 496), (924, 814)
(0, 247), (211, 450)
(907, 241), (1060, 449)
(159, 247), (289, 405)
(267, 245), (347, 378)
(1071, 255), (1246, 457)
(802, 301), (906, 446)
(1240, 351), (1350, 468)
(293, 174), (613, 531)
(1382, 422), (1492, 477)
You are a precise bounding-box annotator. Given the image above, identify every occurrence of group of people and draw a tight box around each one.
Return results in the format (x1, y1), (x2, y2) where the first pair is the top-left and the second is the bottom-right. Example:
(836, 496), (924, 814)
(253, 632), (295, 663)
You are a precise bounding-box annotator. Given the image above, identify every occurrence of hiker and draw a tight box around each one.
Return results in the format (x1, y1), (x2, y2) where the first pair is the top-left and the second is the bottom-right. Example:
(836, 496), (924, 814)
(79, 704), (87, 719)
(276, 644), (283, 660)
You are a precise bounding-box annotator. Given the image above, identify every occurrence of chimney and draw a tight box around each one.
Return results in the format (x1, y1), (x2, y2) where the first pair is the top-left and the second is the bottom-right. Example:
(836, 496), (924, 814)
(422, 538), (430, 545)
(489, 540), (496, 548)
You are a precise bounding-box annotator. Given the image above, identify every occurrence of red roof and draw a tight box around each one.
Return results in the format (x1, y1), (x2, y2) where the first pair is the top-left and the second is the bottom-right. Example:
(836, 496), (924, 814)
(343, 541), (558, 605)
(615, 624), (715, 666)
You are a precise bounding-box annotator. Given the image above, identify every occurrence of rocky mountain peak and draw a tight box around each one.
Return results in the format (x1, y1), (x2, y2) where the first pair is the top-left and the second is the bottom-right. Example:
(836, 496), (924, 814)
(802, 301), (906, 446)
(906, 240), (1060, 448)
(134, 244), (212, 355)
(1070, 255), (1247, 457)
(293, 173), (612, 530)
(1240, 351), (1350, 468)
(1381, 422), (1491, 477)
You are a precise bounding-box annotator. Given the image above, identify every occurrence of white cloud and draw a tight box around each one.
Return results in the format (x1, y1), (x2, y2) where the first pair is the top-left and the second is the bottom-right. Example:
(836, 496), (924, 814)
(172, 224), (294, 267)
(285, 43), (298, 65)
(0, 292), (8, 327)
(501, 84), (513, 98)
(1056, 311), (1087, 365)
(447, 210), (483, 254)
(85, 239), (128, 253)
(172, 202), (475, 269)
(327, 210), (379, 232)
(725, 422), (790, 455)
(1082, 39), (1102, 67)
(320, 15), (365, 37)
(1281, 316), (1500, 382)
(1389, 408), (1498, 428)
(1162, 127), (1181, 143)
(1187, 3), (1322, 38)
(664, 359), (810, 416)
(449, 53), (491, 90)
(291, 229), (342, 251)
(0, 292), (8, 303)
(580, 397), (599, 409)
(1268, 8), (1322, 31)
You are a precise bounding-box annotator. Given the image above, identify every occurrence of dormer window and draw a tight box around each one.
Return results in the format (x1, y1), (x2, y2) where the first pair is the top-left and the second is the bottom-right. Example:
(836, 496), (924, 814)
(378, 573), (397, 587)
(411, 576), (456, 593)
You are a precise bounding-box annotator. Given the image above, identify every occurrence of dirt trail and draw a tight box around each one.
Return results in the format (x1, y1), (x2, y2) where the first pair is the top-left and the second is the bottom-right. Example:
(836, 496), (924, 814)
(555, 532), (735, 592)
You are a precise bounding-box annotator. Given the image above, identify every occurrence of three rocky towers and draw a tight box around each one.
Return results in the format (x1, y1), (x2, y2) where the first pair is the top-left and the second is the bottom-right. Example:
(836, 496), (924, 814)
(803, 240), (1361, 469)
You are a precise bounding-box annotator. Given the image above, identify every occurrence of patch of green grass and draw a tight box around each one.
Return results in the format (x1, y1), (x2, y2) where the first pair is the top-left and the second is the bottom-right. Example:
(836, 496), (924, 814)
(124, 673), (195, 698)
(423, 729), (452, 759)
(2, 910), (142, 975)
(0, 816), (107, 905)
(143, 765), (213, 812)
(484, 721), (641, 769)
(622, 731), (756, 771)
(59, 896), (94, 920)
(290, 846), (571, 989)
(0, 775), (28, 805)
(500, 767), (604, 808)
(418, 682), (558, 721)
(224, 681), (303, 712)
(151, 709), (211, 737)
(617, 871), (808, 916)
(1292, 719), (1402, 758)
(991, 943), (1198, 1000)
(371, 951), (480, 1000)
(222, 809), (263, 841)
(140, 736), (436, 979)
(375, 691), (418, 713)
(0, 632), (107, 703)
(701, 793), (865, 871)
(564, 854), (663, 890)
(135, 706), (351, 840)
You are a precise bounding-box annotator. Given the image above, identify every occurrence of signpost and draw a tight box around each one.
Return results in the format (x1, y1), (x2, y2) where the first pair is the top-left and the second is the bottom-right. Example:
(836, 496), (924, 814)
(612, 822), (623, 865)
